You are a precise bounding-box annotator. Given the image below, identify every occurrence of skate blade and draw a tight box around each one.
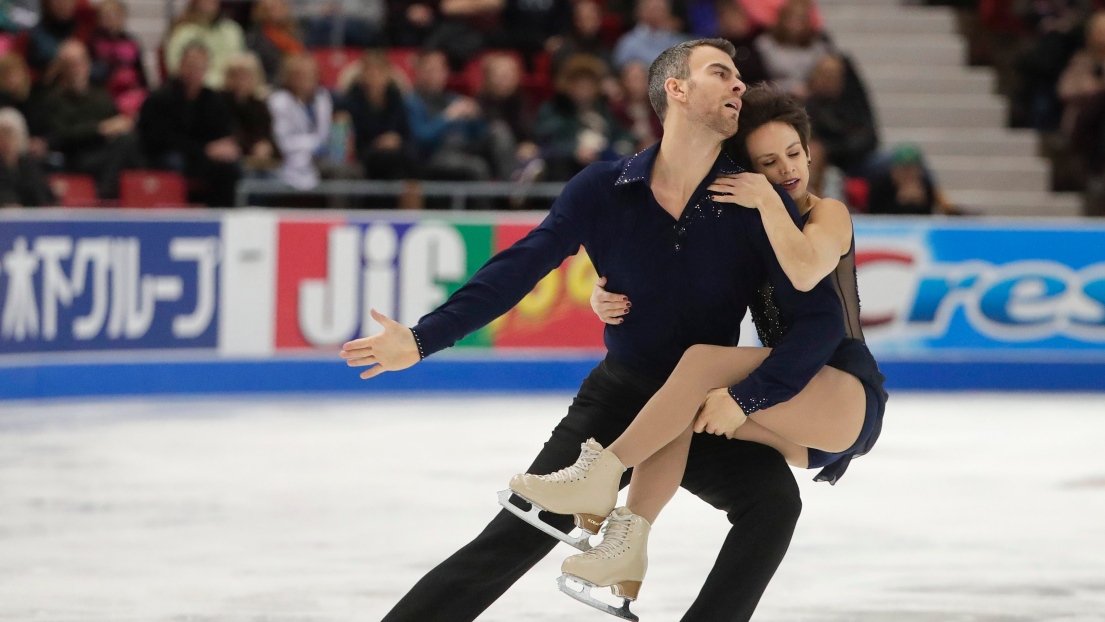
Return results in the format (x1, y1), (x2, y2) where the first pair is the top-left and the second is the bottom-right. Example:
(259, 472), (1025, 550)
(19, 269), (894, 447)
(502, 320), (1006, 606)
(496, 489), (593, 552)
(557, 574), (639, 621)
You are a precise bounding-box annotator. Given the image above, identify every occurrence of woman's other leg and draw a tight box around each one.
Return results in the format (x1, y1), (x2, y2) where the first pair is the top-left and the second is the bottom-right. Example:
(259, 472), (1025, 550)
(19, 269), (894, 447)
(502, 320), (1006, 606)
(625, 424), (694, 524)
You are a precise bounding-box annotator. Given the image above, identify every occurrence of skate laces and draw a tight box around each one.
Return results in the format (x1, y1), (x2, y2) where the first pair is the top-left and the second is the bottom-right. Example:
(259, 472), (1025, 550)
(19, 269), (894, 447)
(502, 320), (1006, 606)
(539, 442), (602, 483)
(584, 512), (633, 560)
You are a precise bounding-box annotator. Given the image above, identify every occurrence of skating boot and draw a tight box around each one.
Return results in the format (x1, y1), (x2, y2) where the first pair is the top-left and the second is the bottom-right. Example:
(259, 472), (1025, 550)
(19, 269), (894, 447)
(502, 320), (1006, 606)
(498, 438), (626, 551)
(558, 507), (650, 621)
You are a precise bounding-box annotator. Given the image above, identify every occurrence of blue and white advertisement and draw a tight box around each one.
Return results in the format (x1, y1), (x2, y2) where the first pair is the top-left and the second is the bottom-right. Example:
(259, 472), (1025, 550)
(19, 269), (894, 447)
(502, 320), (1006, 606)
(2, 210), (1104, 398)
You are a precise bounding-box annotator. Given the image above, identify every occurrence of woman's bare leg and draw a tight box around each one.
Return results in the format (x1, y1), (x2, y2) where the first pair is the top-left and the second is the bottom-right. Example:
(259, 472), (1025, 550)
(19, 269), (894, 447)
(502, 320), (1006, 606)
(625, 425), (694, 524)
(730, 419), (810, 468)
(606, 345), (771, 468)
(746, 365), (865, 453)
(609, 344), (861, 527)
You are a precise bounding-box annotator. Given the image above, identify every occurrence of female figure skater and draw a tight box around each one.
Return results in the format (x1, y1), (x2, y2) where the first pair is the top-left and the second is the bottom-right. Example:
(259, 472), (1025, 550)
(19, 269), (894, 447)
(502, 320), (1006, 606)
(506, 85), (887, 616)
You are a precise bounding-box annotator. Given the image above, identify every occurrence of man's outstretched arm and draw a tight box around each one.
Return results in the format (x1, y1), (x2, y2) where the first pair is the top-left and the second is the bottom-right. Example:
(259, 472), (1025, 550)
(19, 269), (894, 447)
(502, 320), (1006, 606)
(341, 169), (600, 378)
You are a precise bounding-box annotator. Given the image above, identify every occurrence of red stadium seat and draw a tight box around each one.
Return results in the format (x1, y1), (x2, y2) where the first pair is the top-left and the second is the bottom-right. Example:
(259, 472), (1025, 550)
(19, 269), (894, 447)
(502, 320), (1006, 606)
(314, 47), (362, 89)
(119, 170), (188, 208)
(843, 177), (870, 213)
(0, 33), (13, 55)
(48, 174), (99, 208)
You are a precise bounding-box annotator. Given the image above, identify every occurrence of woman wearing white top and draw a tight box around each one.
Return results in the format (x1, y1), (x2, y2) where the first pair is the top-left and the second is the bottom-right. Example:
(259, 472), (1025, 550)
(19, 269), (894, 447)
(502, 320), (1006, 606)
(267, 53), (332, 190)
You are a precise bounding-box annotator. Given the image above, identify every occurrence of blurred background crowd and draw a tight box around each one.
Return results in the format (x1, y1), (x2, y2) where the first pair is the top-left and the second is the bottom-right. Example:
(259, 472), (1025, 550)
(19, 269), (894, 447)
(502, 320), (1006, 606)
(0, 0), (1099, 215)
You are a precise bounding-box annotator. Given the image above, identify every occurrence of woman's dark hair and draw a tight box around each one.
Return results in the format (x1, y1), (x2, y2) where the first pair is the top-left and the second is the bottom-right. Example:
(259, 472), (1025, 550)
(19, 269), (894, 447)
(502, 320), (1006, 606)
(725, 84), (811, 171)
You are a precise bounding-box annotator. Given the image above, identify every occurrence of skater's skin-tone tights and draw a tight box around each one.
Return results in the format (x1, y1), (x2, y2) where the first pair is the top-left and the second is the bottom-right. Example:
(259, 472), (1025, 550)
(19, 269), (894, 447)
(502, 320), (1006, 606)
(610, 345), (865, 523)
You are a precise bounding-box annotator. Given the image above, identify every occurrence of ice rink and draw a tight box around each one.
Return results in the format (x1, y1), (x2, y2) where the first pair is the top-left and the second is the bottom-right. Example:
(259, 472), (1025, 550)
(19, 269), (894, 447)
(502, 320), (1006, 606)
(2, 392), (1104, 622)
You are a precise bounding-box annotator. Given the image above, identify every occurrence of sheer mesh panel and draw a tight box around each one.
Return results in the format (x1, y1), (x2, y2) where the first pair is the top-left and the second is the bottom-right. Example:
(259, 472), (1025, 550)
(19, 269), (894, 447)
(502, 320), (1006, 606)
(749, 210), (864, 346)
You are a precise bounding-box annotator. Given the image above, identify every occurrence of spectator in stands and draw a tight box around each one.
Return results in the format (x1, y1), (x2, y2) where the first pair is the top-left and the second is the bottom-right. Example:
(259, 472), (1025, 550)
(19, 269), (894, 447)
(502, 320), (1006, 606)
(737, 0), (823, 33)
(267, 53), (335, 190)
(165, 0), (246, 89)
(423, 0), (503, 70)
(139, 41), (241, 207)
(551, 0), (613, 73)
(477, 52), (539, 180)
(1013, 0), (1093, 130)
(88, 0), (148, 117)
(805, 53), (878, 195)
(612, 0), (691, 69)
(43, 39), (143, 199)
(490, 0), (572, 63)
(386, 0), (441, 47)
(754, 0), (830, 98)
(0, 52), (49, 156)
(0, 107), (56, 206)
(16, 0), (96, 75)
(405, 48), (492, 183)
(343, 49), (422, 209)
(291, 0), (385, 47)
(535, 53), (633, 181)
(867, 144), (957, 216)
(222, 52), (280, 176)
(718, 0), (768, 87)
(1058, 10), (1105, 134)
(610, 59), (661, 151)
(245, 0), (305, 83)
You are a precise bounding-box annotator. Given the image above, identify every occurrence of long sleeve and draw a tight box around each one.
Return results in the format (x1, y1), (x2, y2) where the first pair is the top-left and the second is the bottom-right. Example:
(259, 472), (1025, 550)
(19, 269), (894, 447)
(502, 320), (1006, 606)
(136, 88), (205, 157)
(728, 188), (845, 414)
(410, 168), (598, 357)
(404, 93), (454, 149)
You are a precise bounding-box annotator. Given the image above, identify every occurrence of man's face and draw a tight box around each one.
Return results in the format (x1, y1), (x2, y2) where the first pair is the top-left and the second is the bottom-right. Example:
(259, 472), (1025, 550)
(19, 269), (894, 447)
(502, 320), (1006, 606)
(47, 0), (77, 20)
(180, 49), (209, 89)
(415, 53), (449, 93)
(0, 125), (17, 160)
(57, 42), (91, 90)
(681, 46), (745, 138)
(287, 61), (319, 98)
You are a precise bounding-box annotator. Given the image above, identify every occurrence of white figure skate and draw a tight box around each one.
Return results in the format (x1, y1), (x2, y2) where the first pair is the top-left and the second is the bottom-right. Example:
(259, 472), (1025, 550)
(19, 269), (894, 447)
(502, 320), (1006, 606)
(558, 507), (650, 621)
(498, 438), (626, 551)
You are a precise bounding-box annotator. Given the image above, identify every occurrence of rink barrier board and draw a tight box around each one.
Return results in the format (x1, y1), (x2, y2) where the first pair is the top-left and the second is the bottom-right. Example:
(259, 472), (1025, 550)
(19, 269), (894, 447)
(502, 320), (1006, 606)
(3, 210), (1105, 399)
(2, 358), (1104, 401)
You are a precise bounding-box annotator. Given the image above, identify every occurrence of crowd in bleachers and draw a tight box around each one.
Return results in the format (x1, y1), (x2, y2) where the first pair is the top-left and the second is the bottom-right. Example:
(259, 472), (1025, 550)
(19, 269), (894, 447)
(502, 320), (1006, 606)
(0, 0), (949, 213)
(975, 0), (1105, 213)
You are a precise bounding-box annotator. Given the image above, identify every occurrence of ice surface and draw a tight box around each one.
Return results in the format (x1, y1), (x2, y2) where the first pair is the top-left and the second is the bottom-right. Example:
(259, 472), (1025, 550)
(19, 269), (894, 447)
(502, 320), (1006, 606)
(1, 393), (1104, 621)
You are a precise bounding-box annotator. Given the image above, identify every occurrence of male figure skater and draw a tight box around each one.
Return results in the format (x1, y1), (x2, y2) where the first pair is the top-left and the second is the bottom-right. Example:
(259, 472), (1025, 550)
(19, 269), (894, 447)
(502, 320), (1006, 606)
(343, 39), (845, 622)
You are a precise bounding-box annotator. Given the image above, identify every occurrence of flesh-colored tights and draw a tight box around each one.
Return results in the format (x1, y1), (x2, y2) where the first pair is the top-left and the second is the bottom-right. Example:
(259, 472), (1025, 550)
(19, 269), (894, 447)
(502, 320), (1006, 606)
(605, 344), (866, 523)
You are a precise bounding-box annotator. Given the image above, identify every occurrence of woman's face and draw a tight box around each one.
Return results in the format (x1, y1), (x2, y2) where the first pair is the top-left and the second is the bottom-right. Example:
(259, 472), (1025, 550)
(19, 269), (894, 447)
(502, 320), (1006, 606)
(263, 0), (291, 24)
(573, 1), (602, 37)
(361, 58), (390, 90)
(225, 66), (256, 98)
(0, 64), (29, 98)
(194, 0), (220, 20)
(98, 2), (126, 33)
(746, 121), (809, 201)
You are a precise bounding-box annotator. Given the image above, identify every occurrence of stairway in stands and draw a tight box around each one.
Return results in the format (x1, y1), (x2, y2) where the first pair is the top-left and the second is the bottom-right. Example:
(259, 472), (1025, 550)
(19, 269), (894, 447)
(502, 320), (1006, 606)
(822, 0), (1084, 216)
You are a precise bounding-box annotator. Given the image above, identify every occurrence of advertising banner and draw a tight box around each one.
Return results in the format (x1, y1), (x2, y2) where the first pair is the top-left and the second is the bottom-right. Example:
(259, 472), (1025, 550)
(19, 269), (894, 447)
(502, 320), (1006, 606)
(2, 210), (1103, 396)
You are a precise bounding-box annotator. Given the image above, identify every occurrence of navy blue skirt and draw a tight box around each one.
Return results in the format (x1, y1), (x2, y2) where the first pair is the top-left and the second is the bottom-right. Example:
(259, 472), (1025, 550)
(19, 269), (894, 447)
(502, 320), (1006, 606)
(806, 338), (887, 485)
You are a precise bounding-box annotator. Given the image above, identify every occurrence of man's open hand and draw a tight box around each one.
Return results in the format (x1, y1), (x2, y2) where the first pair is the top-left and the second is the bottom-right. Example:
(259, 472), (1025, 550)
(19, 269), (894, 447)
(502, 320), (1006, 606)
(339, 309), (421, 379)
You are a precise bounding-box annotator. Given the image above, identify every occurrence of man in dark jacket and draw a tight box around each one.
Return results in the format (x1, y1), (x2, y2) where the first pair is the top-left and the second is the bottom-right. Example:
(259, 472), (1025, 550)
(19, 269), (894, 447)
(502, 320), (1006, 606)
(805, 54), (879, 193)
(43, 38), (143, 198)
(138, 41), (241, 207)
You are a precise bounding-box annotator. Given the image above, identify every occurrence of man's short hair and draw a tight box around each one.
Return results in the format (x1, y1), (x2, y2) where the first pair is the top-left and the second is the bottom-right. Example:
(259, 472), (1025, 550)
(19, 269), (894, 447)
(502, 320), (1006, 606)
(647, 38), (736, 122)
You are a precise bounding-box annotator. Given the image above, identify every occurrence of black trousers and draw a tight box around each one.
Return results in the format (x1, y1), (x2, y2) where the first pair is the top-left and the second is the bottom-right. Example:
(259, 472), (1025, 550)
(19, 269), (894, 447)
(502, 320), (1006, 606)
(382, 358), (802, 622)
